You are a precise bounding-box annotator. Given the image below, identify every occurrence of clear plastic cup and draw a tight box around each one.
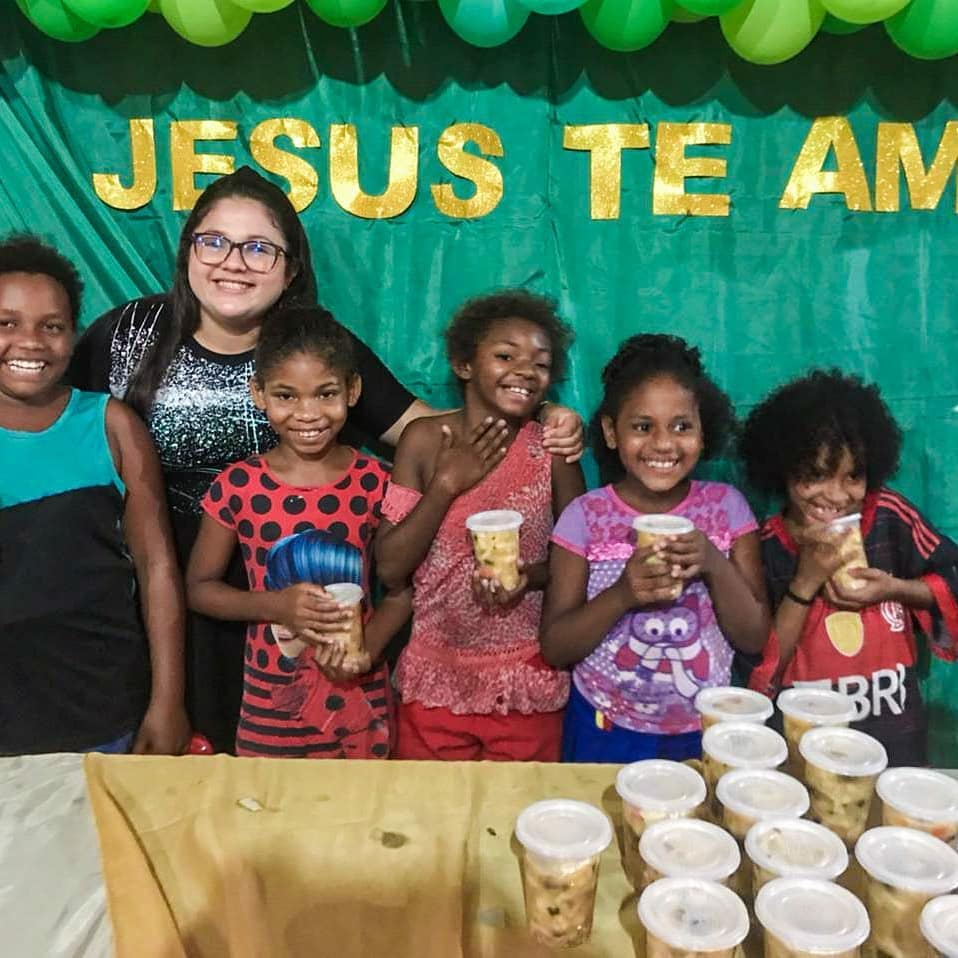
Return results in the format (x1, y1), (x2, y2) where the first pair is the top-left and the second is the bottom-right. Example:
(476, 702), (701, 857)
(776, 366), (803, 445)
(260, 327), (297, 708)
(638, 876), (750, 958)
(701, 721), (789, 796)
(696, 686), (774, 732)
(828, 513), (869, 593)
(746, 818), (849, 899)
(877, 768), (958, 847)
(615, 759), (707, 888)
(465, 509), (523, 590)
(515, 799), (613, 949)
(323, 582), (365, 664)
(633, 515), (695, 576)
(717, 769), (810, 841)
(755, 877), (870, 958)
(855, 826), (958, 958)
(800, 727), (887, 846)
(638, 818), (740, 890)
(777, 687), (856, 779)
(921, 895), (958, 957)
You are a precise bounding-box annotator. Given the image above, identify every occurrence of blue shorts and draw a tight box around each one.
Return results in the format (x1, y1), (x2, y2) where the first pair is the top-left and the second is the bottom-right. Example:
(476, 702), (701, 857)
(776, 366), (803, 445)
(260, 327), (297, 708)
(561, 685), (702, 764)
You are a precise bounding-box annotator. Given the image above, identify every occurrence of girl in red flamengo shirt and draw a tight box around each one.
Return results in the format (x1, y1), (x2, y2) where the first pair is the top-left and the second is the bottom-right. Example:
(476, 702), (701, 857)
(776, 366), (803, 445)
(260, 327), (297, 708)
(739, 369), (958, 765)
(186, 307), (410, 758)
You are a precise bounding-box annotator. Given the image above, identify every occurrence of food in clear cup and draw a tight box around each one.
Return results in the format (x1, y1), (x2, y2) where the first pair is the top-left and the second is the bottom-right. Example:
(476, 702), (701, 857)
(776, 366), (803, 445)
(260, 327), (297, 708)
(695, 686), (774, 732)
(515, 798), (613, 949)
(828, 513), (869, 592)
(746, 818), (849, 898)
(632, 514), (695, 574)
(855, 826), (958, 958)
(701, 721), (789, 797)
(755, 877), (869, 958)
(877, 768), (958, 847)
(777, 687), (856, 779)
(716, 769), (809, 841)
(638, 818), (740, 890)
(615, 759), (707, 888)
(465, 509), (523, 590)
(800, 726), (887, 846)
(638, 876), (750, 958)
(322, 582), (365, 665)
(921, 895), (958, 957)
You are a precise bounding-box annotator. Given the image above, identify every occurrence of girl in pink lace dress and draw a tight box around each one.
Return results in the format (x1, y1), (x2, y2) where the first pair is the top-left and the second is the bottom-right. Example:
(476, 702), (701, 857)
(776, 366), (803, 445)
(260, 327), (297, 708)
(375, 291), (584, 761)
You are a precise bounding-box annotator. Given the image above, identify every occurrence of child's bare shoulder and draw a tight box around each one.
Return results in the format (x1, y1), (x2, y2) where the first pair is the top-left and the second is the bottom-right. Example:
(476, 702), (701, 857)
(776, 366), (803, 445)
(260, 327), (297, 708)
(398, 411), (458, 454)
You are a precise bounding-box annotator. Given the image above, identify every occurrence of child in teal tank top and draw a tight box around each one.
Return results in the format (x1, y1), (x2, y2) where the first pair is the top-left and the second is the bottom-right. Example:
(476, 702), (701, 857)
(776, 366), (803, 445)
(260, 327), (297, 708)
(0, 236), (189, 754)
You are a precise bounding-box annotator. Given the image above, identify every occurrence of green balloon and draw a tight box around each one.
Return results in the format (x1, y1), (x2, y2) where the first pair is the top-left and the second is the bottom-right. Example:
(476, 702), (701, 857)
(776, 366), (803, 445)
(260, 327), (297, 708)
(159, 0), (252, 45)
(821, 11), (865, 32)
(822, 0), (907, 23)
(303, 0), (389, 27)
(672, 2), (706, 20)
(232, 0), (295, 10)
(16, 0), (100, 39)
(886, 0), (958, 60)
(679, 0), (738, 14)
(580, 0), (674, 51)
(721, 0), (825, 65)
(437, 0), (529, 46)
(147, 0), (161, 10)
(62, 0), (149, 27)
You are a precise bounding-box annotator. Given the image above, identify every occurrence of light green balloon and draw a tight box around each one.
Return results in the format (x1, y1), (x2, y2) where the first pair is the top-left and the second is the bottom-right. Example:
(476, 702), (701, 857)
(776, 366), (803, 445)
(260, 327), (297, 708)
(147, 0), (161, 10)
(303, 0), (389, 28)
(886, 0), (958, 60)
(437, 0), (529, 47)
(721, 0), (825, 65)
(62, 0), (148, 27)
(821, 11), (865, 32)
(822, 0), (908, 24)
(159, 0), (252, 45)
(679, 0), (738, 14)
(579, 0), (674, 51)
(15, 0), (100, 40)
(231, 0), (295, 10)
(672, 2), (706, 20)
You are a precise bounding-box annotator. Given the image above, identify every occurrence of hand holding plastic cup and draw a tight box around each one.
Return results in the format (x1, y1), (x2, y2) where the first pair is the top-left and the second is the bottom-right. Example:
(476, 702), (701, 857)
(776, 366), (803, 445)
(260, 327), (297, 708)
(466, 509), (523, 591)
(777, 687), (856, 780)
(746, 818), (849, 899)
(632, 513), (695, 576)
(515, 799), (613, 949)
(877, 767), (958, 847)
(320, 582), (365, 664)
(696, 686), (774, 732)
(827, 513), (869, 592)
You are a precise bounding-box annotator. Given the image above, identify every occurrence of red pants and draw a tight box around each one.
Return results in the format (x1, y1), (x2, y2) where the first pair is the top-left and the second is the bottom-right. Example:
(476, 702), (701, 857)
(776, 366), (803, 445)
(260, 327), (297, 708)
(395, 700), (562, 761)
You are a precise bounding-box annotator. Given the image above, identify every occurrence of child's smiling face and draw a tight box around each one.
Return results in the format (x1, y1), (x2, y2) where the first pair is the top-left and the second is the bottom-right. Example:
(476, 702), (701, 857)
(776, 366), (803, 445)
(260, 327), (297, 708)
(786, 445), (867, 527)
(0, 272), (73, 406)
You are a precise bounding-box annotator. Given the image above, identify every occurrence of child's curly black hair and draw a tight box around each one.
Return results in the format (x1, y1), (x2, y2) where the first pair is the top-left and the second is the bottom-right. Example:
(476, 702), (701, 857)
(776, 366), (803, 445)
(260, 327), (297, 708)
(739, 369), (901, 496)
(591, 333), (735, 484)
(255, 306), (357, 383)
(444, 288), (572, 384)
(0, 234), (83, 326)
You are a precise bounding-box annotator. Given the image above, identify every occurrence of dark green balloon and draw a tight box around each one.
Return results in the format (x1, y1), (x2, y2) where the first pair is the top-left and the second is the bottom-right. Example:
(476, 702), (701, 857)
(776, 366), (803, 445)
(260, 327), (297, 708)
(16, 0), (100, 40)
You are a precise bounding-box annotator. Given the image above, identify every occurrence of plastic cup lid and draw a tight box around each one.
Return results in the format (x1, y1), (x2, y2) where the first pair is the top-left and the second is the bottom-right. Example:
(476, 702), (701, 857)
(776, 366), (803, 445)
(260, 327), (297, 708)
(515, 799), (613, 861)
(465, 509), (523, 532)
(828, 512), (862, 531)
(921, 895), (958, 956)
(324, 582), (364, 604)
(702, 721), (788, 770)
(695, 686), (773, 724)
(717, 769), (809, 822)
(632, 514), (694, 535)
(615, 759), (706, 814)
(639, 818), (740, 882)
(745, 818), (848, 881)
(799, 726), (888, 778)
(877, 767), (958, 824)
(638, 877), (749, 951)
(755, 878), (870, 952)
(855, 827), (958, 894)
(777, 687), (857, 725)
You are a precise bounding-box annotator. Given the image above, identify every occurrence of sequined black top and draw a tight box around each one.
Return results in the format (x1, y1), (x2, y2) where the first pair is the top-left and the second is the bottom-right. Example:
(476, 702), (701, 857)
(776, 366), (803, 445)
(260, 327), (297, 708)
(70, 294), (415, 520)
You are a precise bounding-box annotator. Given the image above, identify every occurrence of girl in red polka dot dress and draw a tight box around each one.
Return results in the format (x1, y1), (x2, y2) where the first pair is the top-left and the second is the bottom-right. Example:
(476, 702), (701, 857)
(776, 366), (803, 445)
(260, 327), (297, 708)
(186, 307), (410, 758)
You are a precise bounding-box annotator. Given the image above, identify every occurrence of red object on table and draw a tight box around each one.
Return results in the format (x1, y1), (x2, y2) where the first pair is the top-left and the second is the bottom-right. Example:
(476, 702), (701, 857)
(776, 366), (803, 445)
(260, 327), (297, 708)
(188, 734), (215, 755)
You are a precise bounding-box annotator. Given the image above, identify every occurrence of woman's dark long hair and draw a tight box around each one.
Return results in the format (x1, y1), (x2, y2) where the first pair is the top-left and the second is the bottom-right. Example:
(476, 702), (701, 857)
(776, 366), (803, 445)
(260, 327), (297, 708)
(124, 166), (317, 416)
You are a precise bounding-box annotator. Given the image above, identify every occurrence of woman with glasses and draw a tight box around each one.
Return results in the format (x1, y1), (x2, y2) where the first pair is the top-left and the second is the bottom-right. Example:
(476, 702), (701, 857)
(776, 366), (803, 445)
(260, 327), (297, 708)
(70, 166), (583, 753)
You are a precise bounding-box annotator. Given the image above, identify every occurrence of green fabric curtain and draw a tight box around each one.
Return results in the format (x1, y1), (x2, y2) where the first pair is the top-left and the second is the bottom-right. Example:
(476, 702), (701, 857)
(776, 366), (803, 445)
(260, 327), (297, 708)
(2, 3), (956, 761)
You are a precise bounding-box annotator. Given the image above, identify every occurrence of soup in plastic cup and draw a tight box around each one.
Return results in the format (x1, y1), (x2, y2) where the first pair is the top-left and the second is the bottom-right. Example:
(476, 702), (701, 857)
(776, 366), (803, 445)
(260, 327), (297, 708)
(702, 721), (788, 801)
(638, 818), (740, 890)
(746, 818), (849, 899)
(777, 687), (856, 779)
(877, 768), (958, 847)
(696, 686), (774, 732)
(717, 769), (809, 842)
(921, 894), (958, 958)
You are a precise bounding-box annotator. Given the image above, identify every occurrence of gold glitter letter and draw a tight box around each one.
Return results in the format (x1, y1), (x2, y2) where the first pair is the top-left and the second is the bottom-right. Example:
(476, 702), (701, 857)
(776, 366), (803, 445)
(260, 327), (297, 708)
(92, 119), (157, 211)
(329, 124), (418, 220)
(875, 122), (958, 212)
(780, 117), (871, 211)
(563, 124), (650, 220)
(652, 123), (732, 217)
(170, 120), (238, 212)
(250, 119), (321, 214)
(431, 123), (503, 219)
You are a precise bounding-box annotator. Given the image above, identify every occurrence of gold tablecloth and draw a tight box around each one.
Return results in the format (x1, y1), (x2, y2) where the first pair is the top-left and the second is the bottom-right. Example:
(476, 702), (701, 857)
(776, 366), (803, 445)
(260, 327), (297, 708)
(85, 755), (647, 958)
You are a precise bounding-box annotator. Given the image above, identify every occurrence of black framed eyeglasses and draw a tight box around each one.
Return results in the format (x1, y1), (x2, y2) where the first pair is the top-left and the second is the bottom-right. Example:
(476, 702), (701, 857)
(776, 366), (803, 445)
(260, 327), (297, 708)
(191, 232), (287, 274)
